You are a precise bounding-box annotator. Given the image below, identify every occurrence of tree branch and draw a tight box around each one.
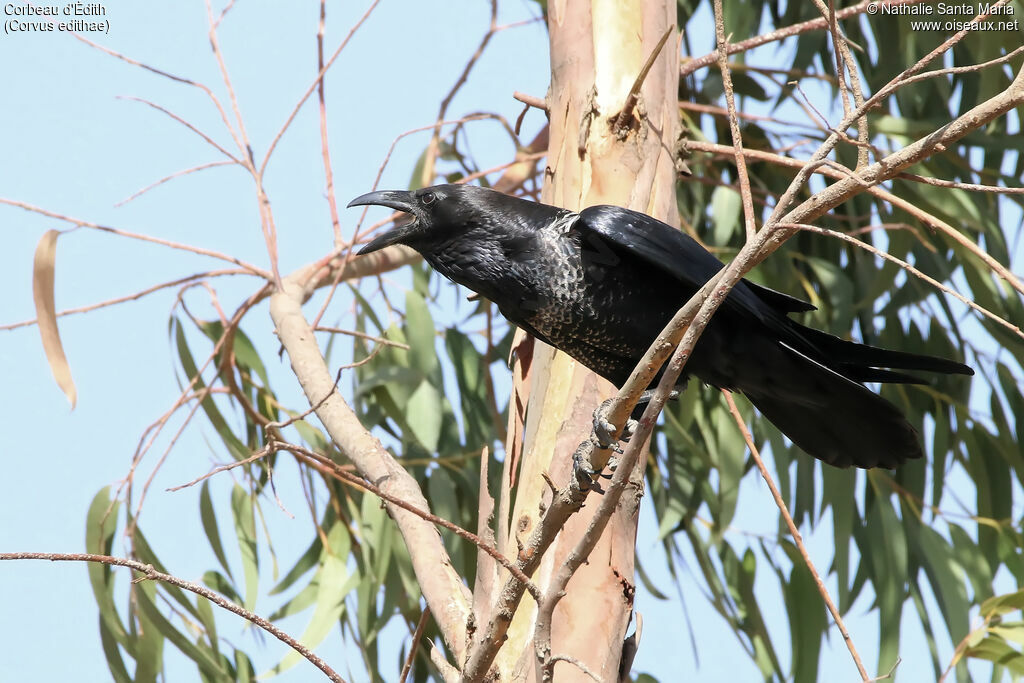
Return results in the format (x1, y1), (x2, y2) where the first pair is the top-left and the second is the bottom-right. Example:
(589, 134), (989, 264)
(722, 391), (870, 681)
(0, 552), (346, 683)
(269, 273), (473, 662)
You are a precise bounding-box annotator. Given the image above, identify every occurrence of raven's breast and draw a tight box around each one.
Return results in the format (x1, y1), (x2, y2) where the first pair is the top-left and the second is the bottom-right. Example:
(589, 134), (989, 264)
(522, 240), (689, 387)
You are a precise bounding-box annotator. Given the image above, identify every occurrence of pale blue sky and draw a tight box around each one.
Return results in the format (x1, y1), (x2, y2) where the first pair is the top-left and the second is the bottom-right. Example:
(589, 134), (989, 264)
(1, 1), (1014, 681)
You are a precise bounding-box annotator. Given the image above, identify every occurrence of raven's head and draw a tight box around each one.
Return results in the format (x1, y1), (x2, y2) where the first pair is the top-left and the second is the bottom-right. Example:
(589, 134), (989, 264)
(348, 184), (492, 255)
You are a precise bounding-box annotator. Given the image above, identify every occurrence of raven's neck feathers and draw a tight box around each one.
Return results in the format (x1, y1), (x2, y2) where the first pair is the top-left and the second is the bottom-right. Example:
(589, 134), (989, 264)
(415, 194), (574, 311)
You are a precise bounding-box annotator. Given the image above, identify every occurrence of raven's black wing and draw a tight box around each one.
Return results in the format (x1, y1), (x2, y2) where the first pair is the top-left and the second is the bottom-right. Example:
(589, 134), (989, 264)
(575, 204), (972, 469)
(576, 205), (814, 320)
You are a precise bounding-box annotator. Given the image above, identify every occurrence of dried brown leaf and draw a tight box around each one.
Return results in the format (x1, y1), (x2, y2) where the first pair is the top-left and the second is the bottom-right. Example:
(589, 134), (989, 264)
(32, 229), (76, 408)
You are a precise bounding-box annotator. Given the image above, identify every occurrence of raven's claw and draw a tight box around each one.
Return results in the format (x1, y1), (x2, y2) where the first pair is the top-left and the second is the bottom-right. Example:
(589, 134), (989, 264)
(592, 398), (622, 451)
(572, 438), (600, 490)
(592, 398), (641, 451)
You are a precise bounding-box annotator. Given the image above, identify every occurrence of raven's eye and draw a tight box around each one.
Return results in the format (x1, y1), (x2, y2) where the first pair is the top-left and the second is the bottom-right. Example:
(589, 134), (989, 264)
(421, 192), (436, 206)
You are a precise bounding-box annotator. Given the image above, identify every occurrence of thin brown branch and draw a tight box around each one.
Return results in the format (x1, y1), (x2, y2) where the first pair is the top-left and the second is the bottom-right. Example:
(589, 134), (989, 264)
(548, 655), (602, 682)
(678, 101), (819, 131)
(261, 0), (382, 174)
(0, 269), (249, 332)
(115, 160), (238, 207)
(816, 0), (870, 168)
(0, 552), (346, 683)
(280, 442), (541, 601)
(447, 153), (545, 188)
(121, 285), (271, 539)
(728, 62), (837, 84)
(264, 366), (347, 432)
(721, 391), (870, 681)
(760, 3), (1022, 256)
(513, 91), (548, 111)
(1, 198), (271, 279)
(777, 223), (1024, 340)
(514, 91), (547, 136)
(213, 0), (236, 28)
(532, 414), (647, 680)
(118, 96), (241, 163)
(270, 275), (473, 660)
(167, 447), (276, 492)
(317, 0), (343, 247)
(399, 606), (432, 683)
(420, 0), (499, 188)
(314, 326), (411, 350)
(713, 1), (757, 239)
(204, 0), (254, 164)
(680, 0), (927, 77)
(685, 139), (1024, 295)
(202, 1), (281, 290)
(67, 32), (245, 155)
(900, 44), (1024, 88)
(131, 344), (220, 527)
(613, 26), (674, 137)
(896, 172), (1024, 195)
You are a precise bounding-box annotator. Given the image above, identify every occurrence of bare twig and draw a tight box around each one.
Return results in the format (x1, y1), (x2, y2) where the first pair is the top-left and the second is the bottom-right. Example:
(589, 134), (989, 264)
(420, 0), (499, 187)
(66, 32), (245, 155)
(685, 139), (1024, 295)
(0, 552), (346, 683)
(818, 0), (870, 167)
(118, 96), (241, 164)
(166, 447), (276, 492)
(612, 26), (674, 137)
(678, 101), (820, 131)
(271, 275), (474, 660)
(316, 0), (343, 247)
(121, 285), (270, 540)
(261, 0), (382, 174)
(279, 441), (541, 601)
(203, 0), (254, 165)
(896, 172), (1024, 195)
(1, 198), (271, 279)
(777, 223), (1024, 340)
(314, 326), (411, 350)
(398, 606), (432, 683)
(680, 0), (927, 77)
(0, 269), (250, 332)
(900, 44), (1024, 88)
(548, 655), (602, 682)
(513, 91), (548, 111)
(722, 391), (869, 681)
(115, 160), (237, 207)
(712, 1), (757, 239)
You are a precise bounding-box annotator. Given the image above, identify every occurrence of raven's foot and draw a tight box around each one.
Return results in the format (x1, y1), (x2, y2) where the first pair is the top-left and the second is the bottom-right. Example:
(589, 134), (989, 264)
(593, 386), (686, 451)
(572, 438), (600, 490)
(592, 398), (639, 452)
(580, 388), (685, 489)
(572, 437), (616, 492)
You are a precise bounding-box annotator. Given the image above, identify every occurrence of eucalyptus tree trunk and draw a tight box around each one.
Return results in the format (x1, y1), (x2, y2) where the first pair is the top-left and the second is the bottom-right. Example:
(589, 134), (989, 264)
(495, 2), (680, 680)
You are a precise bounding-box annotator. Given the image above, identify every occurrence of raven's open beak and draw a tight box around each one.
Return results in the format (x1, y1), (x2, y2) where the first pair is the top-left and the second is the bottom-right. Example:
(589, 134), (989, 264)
(348, 190), (418, 255)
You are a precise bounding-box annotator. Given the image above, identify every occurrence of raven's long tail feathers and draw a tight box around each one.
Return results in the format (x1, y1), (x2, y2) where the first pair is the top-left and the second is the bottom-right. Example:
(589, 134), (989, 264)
(791, 324), (974, 379)
(741, 340), (958, 468)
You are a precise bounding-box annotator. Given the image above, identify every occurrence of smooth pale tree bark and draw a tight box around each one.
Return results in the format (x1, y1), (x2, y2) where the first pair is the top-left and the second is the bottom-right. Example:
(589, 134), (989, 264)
(493, 2), (680, 680)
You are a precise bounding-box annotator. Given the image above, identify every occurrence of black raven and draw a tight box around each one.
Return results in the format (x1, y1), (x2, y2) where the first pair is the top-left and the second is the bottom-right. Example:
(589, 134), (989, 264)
(348, 184), (973, 469)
